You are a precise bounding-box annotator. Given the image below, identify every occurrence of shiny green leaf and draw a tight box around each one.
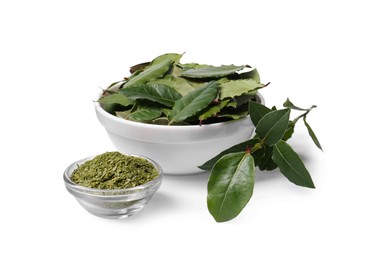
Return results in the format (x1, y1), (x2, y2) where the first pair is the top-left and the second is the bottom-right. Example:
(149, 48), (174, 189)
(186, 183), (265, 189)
(248, 101), (272, 126)
(255, 109), (290, 145)
(199, 138), (260, 171)
(207, 152), (255, 222)
(257, 145), (277, 171)
(282, 121), (295, 141)
(303, 116), (323, 151)
(272, 140), (315, 188)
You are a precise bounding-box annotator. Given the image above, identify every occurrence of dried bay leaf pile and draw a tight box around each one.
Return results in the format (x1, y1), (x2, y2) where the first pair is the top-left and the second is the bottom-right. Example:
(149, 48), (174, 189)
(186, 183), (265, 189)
(98, 53), (265, 125)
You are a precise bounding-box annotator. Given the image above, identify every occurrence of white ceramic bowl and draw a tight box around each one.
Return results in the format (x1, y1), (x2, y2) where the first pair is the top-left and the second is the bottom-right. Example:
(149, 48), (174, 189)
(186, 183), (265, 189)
(95, 94), (264, 175)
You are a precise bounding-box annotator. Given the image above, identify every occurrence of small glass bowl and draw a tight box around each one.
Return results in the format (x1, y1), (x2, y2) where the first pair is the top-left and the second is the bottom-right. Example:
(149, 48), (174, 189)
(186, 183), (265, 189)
(63, 154), (163, 219)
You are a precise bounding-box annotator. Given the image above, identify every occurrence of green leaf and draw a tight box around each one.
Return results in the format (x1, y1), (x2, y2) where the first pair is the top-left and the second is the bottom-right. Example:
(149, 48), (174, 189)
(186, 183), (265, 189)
(257, 145), (277, 171)
(150, 53), (182, 66)
(248, 101), (272, 126)
(128, 105), (162, 122)
(282, 121), (295, 141)
(207, 152), (255, 222)
(283, 98), (308, 111)
(169, 81), (218, 124)
(181, 65), (247, 79)
(123, 58), (173, 88)
(118, 83), (182, 107)
(255, 109), (291, 146)
(199, 137), (260, 171)
(233, 68), (261, 82)
(272, 140), (315, 188)
(115, 110), (132, 119)
(234, 93), (258, 107)
(152, 75), (195, 96)
(219, 79), (264, 100)
(129, 62), (150, 74)
(303, 116), (323, 151)
(199, 99), (230, 121)
(97, 93), (134, 107)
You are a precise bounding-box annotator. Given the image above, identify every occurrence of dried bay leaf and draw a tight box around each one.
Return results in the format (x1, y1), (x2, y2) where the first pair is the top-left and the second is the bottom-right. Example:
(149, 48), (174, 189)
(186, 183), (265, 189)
(181, 65), (248, 79)
(152, 75), (195, 96)
(168, 81), (218, 124)
(97, 92), (134, 107)
(118, 83), (182, 107)
(122, 58), (173, 88)
(219, 79), (264, 100)
(128, 105), (162, 122)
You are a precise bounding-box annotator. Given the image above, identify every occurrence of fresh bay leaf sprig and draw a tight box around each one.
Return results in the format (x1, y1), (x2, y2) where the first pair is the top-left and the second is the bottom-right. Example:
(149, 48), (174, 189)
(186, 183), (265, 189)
(199, 99), (322, 222)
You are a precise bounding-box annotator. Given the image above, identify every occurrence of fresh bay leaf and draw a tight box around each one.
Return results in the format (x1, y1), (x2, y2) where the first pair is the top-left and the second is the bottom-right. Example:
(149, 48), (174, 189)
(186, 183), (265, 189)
(283, 98), (308, 111)
(181, 65), (247, 79)
(248, 101), (272, 126)
(257, 145), (277, 171)
(272, 140), (315, 188)
(282, 121), (296, 141)
(168, 81), (218, 124)
(303, 116), (323, 151)
(234, 93), (258, 108)
(118, 83), (182, 107)
(207, 152), (255, 222)
(97, 93), (134, 107)
(123, 59), (173, 88)
(199, 137), (260, 171)
(219, 79), (264, 100)
(255, 109), (291, 146)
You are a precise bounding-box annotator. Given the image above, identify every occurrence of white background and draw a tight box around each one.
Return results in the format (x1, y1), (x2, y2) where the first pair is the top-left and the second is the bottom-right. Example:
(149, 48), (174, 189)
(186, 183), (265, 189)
(1, 0), (378, 259)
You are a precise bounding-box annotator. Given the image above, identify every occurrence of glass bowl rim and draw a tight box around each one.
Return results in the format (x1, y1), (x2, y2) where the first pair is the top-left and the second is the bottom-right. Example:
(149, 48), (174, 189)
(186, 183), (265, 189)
(63, 153), (163, 196)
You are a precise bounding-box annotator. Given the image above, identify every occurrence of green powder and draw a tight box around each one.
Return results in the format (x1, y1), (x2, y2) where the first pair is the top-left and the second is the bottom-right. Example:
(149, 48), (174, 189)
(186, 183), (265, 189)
(70, 151), (159, 189)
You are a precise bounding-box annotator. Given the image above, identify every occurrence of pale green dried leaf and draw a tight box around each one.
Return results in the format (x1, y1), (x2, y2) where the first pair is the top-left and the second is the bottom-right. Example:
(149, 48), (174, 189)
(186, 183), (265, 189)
(98, 93), (134, 107)
(181, 65), (247, 79)
(118, 83), (182, 107)
(169, 81), (218, 124)
(220, 79), (264, 100)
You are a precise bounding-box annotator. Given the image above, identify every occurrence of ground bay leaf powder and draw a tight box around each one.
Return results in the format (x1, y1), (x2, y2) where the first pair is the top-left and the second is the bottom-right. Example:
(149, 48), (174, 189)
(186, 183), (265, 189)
(70, 152), (159, 189)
